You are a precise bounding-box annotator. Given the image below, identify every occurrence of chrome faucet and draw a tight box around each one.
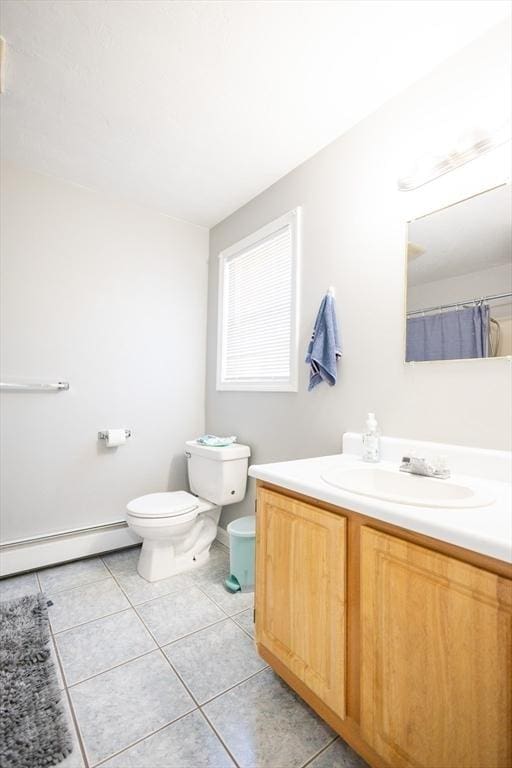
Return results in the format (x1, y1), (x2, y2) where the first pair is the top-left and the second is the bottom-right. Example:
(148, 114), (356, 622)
(399, 455), (450, 479)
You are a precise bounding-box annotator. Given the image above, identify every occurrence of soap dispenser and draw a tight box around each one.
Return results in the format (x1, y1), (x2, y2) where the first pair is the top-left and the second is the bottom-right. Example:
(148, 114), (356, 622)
(362, 412), (381, 463)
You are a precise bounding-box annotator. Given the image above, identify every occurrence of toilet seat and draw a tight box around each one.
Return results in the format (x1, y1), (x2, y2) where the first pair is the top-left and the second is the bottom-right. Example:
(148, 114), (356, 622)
(127, 491), (199, 520)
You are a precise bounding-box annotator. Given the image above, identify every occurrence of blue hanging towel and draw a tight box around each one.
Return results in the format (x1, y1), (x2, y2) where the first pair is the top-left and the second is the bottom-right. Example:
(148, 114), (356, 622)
(305, 293), (342, 390)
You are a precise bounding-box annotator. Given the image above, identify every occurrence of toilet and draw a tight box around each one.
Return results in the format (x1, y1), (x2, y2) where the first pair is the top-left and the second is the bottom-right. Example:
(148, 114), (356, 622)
(126, 440), (251, 582)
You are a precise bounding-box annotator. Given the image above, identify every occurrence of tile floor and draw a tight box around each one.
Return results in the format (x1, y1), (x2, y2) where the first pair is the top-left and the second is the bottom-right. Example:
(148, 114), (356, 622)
(0, 542), (368, 768)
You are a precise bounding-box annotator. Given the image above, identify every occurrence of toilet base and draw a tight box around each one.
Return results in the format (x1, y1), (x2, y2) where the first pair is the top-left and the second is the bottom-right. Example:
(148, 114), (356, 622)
(137, 541), (211, 582)
(133, 506), (221, 582)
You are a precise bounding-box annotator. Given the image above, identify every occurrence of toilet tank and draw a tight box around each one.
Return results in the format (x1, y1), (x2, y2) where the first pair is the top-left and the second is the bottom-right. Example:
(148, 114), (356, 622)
(185, 441), (251, 506)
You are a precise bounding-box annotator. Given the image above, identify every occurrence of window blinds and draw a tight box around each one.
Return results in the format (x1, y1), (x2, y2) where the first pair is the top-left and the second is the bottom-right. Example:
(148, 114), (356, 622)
(218, 219), (297, 390)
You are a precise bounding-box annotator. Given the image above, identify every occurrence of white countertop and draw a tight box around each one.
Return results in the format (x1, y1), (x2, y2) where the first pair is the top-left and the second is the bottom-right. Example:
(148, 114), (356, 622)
(249, 452), (512, 564)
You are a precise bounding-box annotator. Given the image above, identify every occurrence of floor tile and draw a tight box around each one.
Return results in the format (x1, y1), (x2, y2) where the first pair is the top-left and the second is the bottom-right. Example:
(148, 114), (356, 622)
(49, 577), (130, 633)
(163, 618), (266, 703)
(203, 667), (335, 768)
(200, 580), (254, 616)
(136, 586), (225, 645)
(69, 651), (195, 765)
(116, 570), (194, 606)
(195, 547), (229, 582)
(208, 540), (230, 563)
(56, 608), (156, 685)
(0, 571), (40, 601)
(59, 694), (86, 768)
(101, 710), (235, 768)
(307, 738), (369, 768)
(232, 608), (255, 639)
(39, 557), (109, 594)
(102, 546), (141, 577)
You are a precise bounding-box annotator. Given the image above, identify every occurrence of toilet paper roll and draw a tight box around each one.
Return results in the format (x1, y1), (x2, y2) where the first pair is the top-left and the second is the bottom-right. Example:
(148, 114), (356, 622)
(105, 429), (127, 448)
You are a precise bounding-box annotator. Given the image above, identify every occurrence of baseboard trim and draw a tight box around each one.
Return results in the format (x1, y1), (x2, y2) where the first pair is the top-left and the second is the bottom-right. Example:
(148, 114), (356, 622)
(0, 521), (140, 577)
(215, 526), (230, 548)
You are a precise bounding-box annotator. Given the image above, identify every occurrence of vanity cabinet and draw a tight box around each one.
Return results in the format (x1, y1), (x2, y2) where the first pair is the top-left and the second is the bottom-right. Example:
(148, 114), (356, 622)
(255, 484), (512, 768)
(255, 488), (346, 719)
(360, 527), (512, 768)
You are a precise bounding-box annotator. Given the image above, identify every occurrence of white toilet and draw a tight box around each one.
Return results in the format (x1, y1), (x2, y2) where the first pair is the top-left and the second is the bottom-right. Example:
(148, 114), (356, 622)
(126, 440), (251, 582)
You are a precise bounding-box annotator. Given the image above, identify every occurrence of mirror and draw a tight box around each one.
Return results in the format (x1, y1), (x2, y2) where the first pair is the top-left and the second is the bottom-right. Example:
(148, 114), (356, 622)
(405, 183), (512, 362)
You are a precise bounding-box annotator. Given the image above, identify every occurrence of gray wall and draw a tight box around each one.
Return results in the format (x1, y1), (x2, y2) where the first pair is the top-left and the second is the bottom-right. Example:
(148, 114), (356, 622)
(1, 164), (209, 542)
(206, 22), (512, 528)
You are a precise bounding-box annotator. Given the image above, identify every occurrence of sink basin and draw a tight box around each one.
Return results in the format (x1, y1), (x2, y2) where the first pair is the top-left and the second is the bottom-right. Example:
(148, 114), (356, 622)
(321, 466), (494, 508)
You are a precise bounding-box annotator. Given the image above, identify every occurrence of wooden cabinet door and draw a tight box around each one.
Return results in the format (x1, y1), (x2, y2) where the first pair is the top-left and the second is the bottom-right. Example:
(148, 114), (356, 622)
(360, 526), (512, 768)
(255, 487), (346, 719)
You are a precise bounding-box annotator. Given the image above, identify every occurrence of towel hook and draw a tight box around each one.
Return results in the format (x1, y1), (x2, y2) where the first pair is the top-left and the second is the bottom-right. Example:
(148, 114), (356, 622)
(327, 286), (335, 297)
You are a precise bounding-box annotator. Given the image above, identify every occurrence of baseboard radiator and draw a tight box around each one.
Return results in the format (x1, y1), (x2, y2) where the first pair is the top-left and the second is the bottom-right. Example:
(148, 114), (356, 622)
(0, 521), (140, 577)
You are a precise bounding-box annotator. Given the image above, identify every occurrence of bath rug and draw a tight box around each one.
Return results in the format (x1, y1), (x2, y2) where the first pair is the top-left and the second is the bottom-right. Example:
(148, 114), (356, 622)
(0, 593), (73, 768)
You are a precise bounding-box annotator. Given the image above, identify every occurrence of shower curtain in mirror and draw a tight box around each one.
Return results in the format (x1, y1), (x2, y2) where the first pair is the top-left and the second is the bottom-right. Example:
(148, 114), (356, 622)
(406, 304), (489, 362)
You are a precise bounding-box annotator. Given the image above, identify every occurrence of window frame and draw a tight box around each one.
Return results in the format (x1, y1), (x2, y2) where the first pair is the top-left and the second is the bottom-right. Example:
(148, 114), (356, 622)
(216, 208), (301, 392)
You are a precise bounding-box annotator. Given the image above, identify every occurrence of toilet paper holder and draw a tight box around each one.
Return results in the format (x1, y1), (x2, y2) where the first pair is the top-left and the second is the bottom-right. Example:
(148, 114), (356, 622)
(98, 429), (132, 440)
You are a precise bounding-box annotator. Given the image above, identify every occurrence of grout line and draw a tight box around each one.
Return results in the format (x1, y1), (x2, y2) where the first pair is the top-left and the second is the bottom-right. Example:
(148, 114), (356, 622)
(230, 613), (256, 641)
(62, 685), (91, 768)
(157, 646), (202, 707)
(102, 560), (203, 608)
(88, 707), (199, 767)
(102, 559), (212, 651)
(50, 633), (67, 688)
(73, 585), (204, 768)
(91, 709), (201, 768)
(35, 571), (43, 593)
(197, 707), (241, 768)
(157, 647), (242, 768)
(198, 665), (269, 708)
(38, 570), (113, 596)
(193, 581), (231, 615)
(105, 553), (258, 676)
(103, 557), (232, 648)
(63, 561), (200, 768)
(299, 736), (340, 768)
(101, 560), (163, 645)
(49, 609), (90, 768)
(193, 580), (250, 620)
(65, 647), (157, 690)
(26, 551), (264, 768)
(52, 606), (135, 639)
(153, 615), (230, 647)
(159, 630), (268, 710)
(38, 566), (91, 766)
(107, 555), (249, 768)
(122, 582), (200, 609)
(51, 605), (132, 636)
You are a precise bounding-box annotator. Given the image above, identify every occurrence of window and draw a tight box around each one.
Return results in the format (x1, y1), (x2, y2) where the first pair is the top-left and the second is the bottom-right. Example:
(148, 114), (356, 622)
(217, 209), (300, 391)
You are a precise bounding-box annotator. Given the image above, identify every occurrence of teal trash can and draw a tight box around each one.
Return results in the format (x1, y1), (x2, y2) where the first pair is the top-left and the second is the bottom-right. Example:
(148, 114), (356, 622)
(224, 515), (256, 593)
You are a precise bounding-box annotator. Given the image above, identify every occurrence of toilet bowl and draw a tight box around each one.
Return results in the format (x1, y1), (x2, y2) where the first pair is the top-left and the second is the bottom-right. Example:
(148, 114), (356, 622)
(126, 440), (250, 582)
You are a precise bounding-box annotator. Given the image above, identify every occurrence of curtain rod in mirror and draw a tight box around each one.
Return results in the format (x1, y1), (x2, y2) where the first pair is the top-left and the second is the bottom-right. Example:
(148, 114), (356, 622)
(406, 292), (512, 318)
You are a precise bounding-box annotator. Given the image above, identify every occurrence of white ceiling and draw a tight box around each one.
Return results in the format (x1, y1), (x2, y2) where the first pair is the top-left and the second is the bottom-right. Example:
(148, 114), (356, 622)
(0, 1), (510, 227)
(408, 184), (512, 286)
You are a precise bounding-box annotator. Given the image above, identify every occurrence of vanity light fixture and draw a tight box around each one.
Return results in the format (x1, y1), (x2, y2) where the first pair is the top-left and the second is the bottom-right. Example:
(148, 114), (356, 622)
(397, 123), (510, 191)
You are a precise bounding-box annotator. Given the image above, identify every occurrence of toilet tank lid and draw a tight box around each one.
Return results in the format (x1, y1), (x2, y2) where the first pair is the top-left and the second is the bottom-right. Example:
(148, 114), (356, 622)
(185, 440), (250, 461)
